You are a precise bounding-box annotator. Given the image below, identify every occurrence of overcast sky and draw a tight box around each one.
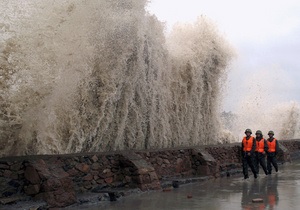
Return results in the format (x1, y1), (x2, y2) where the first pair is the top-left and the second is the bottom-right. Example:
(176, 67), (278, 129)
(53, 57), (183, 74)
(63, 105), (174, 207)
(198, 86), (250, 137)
(147, 0), (300, 112)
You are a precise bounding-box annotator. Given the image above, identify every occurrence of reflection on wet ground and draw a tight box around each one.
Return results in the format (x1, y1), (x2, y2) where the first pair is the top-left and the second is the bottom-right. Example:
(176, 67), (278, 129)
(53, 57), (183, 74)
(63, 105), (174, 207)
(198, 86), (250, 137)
(76, 161), (300, 210)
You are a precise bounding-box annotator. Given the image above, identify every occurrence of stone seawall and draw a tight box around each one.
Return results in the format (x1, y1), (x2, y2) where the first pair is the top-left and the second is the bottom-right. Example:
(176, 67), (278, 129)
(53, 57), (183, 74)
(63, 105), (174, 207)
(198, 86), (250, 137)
(0, 140), (299, 208)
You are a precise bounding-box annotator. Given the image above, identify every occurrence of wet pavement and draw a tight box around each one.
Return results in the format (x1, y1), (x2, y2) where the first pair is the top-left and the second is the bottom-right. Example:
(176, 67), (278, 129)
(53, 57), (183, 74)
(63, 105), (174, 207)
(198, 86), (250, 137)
(76, 161), (300, 210)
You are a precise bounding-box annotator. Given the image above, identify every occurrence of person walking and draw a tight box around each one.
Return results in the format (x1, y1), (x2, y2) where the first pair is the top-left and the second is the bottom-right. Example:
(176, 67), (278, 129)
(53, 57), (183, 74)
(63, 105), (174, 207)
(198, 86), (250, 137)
(242, 129), (257, 179)
(255, 130), (268, 175)
(267, 130), (279, 174)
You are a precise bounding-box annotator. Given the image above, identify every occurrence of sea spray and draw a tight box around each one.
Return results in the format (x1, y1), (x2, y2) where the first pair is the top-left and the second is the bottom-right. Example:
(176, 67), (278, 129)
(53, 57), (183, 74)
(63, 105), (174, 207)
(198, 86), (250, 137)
(223, 65), (300, 141)
(0, 0), (234, 156)
(167, 19), (234, 145)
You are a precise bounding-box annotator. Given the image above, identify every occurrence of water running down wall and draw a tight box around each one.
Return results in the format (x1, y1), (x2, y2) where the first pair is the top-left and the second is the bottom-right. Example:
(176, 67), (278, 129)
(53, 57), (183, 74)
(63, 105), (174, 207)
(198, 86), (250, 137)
(0, 0), (234, 156)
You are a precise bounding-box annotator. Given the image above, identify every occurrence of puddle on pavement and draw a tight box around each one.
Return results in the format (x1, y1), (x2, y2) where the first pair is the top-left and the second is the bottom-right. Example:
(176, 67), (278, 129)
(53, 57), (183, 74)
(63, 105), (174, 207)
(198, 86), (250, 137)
(72, 161), (300, 210)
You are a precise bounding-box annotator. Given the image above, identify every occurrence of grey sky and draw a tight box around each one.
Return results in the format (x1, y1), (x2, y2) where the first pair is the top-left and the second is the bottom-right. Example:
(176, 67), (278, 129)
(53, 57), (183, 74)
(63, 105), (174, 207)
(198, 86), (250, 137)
(148, 0), (300, 112)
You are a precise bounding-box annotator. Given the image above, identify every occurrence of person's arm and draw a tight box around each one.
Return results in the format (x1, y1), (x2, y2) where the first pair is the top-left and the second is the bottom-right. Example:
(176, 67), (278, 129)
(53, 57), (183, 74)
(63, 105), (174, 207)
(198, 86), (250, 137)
(251, 137), (256, 154)
(275, 139), (279, 154)
(241, 141), (244, 156)
(264, 139), (268, 153)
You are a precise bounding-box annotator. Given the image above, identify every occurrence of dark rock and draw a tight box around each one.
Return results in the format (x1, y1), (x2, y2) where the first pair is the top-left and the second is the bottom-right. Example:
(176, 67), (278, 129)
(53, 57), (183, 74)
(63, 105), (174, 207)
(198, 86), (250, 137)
(10, 172), (19, 180)
(90, 170), (99, 176)
(91, 155), (98, 163)
(157, 157), (163, 165)
(112, 181), (125, 188)
(60, 177), (74, 192)
(66, 168), (79, 176)
(132, 176), (143, 184)
(3, 170), (12, 178)
(111, 167), (119, 173)
(51, 168), (69, 179)
(109, 159), (117, 164)
(0, 177), (18, 196)
(2, 191), (15, 197)
(8, 179), (21, 188)
(104, 177), (114, 184)
(0, 163), (9, 170)
(96, 179), (105, 184)
(24, 184), (40, 195)
(75, 163), (90, 173)
(83, 174), (93, 181)
(99, 193), (110, 201)
(149, 172), (158, 181)
(38, 166), (52, 180)
(6, 161), (14, 166)
(108, 192), (117, 201)
(73, 157), (79, 162)
(83, 181), (92, 189)
(25, 166), (41, 184)
(137, 168), (149, 175)
(42, 178), (62, 192)
(46, 191), (76, 208)
(172, 181), (179, 188)
(78, 197), (89, 204)
(91, 163), (100, 170)
(125, 176), (131, 183)
(100, 169), (113, 178)
(63, 165), (72, 171)
(0, 195), (27, 204)
(10, 162), (23, 171)
(163, 159), (170, 164)
(176, 158), (184, 173)
(91, 184), (108, 193)
(17, 170), (24, 175)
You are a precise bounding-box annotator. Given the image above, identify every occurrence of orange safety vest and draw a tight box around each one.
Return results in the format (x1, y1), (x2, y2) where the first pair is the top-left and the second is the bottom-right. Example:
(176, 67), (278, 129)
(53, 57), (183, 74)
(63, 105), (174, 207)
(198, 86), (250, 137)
(256, 138), (265, 153)
(267, 138), (277, 152)
(242, 136), (254, 152)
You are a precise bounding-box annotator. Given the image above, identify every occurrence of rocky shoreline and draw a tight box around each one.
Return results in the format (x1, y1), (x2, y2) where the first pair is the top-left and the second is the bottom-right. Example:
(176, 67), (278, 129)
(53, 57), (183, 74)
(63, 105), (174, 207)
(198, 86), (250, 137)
(0, 140), (299, 209)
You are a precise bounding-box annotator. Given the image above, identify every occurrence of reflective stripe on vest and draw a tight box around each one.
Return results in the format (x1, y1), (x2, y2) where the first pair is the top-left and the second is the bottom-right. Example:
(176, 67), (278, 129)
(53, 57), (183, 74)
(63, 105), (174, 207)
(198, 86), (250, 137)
(256, 138), (265, 153)
(242, 136), (254, 152)
(267, 138), (277, 152)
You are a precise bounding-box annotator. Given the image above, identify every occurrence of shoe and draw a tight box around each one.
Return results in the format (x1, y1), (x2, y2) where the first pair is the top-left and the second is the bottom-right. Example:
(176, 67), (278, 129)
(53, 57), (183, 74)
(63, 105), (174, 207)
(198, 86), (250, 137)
(244, 175), (249, 179)
(275, 168), (278, 172)
(254, 174), (258, 179)
(268, 171), (272, 175)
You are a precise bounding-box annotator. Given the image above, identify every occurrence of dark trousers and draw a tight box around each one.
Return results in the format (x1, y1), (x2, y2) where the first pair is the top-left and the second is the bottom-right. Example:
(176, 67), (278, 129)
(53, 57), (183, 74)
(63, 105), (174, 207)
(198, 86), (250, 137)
(242, 153), (257, 178)
(267, 152), (278, 174)
(255, 152), (268, 175)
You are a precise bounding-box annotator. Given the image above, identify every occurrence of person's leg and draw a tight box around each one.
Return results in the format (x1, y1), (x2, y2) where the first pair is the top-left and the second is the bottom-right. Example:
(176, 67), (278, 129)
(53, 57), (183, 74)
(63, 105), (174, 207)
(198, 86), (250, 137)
(271, 155), (278, 172)
(267, 155), (272, 174)
(259, 155), (268, 175)
(248, 156), (257, 178)
(242, 157), (249, 179)
(255, 152), (259, 174)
